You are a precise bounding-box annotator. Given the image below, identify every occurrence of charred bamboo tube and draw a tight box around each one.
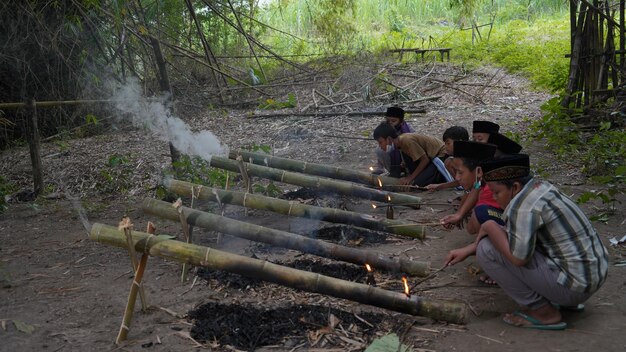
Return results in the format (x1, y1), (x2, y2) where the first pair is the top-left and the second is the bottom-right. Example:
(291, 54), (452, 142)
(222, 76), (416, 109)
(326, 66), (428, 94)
(166, 179), (427, 239)
(90, 223), (468, 324)
(142, 198), (429, 276)
(209, 156), (422, 207)
(230, 150), (400, 187)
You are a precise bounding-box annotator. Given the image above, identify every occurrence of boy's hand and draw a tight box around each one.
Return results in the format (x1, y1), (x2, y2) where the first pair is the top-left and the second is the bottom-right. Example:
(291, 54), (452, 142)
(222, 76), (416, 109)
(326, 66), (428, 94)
(440, 213), (463, 229)
(426, 183), (441, 192)
(444, 244), (476, 266)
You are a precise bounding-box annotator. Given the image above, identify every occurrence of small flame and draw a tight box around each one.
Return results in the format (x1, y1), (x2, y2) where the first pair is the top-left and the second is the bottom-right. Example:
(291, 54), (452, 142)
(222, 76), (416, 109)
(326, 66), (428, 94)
(369, 166), (374, 172)
(365, 263), (372, 272)
(371, 203), (377, 209)
(387, 194), (391, 202)
(402, 276), (410, 297)
(377, 177), (383, 188)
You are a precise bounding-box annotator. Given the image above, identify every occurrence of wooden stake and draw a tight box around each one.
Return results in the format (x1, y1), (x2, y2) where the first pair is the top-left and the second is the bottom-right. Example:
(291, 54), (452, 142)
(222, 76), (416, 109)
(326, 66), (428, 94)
(118, 218), (148, 311)
(115, 222), (154, 345)
(173, 200), (193, 282)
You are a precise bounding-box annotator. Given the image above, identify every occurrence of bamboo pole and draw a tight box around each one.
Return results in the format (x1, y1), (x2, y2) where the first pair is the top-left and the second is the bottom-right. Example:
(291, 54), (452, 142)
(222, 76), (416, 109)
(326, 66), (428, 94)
(142, 198), (429, 276)
(245, 108), (427, 119)
(166, 179), (427, 239)
(118, 218), (148, 311)
(115, 222), (153, 344)
(24, 99), (43, 195)
(208, 156), (422, 207)
(229, 150), (400, 187)
(90, 223), (468, 324)
(173, 199), (193, 282)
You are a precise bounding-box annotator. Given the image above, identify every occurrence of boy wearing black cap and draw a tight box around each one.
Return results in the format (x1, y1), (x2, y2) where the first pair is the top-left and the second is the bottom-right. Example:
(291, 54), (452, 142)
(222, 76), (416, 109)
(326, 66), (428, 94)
(445, 154), (609, 330)
(472, 120), (500, 143)
(373, 106), (414, 175)
(373, 123), (446, 186)
(440, 141), (504, 236)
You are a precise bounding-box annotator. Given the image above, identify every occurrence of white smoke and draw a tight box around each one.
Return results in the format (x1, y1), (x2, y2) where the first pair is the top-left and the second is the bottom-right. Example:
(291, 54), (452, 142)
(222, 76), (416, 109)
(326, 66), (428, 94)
(110, 78), (228, 160)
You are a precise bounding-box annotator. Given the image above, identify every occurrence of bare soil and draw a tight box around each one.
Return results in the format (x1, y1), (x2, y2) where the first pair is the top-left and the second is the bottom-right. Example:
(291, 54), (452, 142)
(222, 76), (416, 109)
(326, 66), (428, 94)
(1, 60), (625, 352)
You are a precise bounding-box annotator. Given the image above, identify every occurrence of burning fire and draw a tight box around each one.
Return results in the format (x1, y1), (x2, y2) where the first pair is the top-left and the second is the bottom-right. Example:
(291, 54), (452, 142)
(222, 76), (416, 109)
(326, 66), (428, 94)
(377, 177), (383, 189)
(371, 204), (377, 209)
(365, 263), (372, 272)
(402, 276), (410, 297)
(369, 166), (374, 172)
(387, 194), (391, 202)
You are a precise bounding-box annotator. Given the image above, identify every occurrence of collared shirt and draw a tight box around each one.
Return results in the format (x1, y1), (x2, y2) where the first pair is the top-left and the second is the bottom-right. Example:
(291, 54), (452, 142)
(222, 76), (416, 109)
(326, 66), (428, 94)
(396, 133), (446, 162)
(503, 179), (609, 293)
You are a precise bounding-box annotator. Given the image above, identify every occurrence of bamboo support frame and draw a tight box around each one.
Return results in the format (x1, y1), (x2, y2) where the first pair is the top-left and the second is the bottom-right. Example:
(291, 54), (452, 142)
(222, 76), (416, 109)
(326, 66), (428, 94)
(229, 150), (400, 187)
(174, 200), (193, 282)
(208, 156), (422, 207)
(91, 223), (468, 324)
(166, 179), (427, 239)
(115, 222), (153, 345)
(142, 198), (430, 276)
(118, 218), (148, 311)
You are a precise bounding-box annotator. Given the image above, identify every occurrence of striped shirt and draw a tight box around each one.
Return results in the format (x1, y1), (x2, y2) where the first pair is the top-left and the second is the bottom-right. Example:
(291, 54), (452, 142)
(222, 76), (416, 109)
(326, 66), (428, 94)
(503, 179), (609, 293)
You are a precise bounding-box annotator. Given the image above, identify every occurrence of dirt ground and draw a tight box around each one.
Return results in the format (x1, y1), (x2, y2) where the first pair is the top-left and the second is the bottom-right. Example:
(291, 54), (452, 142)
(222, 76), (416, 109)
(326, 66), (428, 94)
(1, 60), (626, 351)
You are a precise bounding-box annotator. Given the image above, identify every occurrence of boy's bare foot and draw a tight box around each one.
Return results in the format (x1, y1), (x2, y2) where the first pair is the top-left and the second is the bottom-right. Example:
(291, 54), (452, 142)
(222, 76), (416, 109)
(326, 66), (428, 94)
(503, 304), (565, 329)
(478, 275), (497, 286)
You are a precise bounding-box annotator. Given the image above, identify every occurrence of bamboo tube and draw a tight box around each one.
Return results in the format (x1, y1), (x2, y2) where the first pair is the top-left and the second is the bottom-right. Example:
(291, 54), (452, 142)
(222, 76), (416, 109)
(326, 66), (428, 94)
(229, 150), (400, 187)
(115, 223), (153, 344)
(166, 179), (427, 239)
(142, 198), (429, 276)
(208, 156), (422, 207)
(90, 223), (468, 324)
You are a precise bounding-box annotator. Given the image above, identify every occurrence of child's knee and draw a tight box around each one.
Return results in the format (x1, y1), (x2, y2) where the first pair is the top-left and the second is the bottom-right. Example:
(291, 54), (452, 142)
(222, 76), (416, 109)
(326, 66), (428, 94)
(476, 238), (496, 263)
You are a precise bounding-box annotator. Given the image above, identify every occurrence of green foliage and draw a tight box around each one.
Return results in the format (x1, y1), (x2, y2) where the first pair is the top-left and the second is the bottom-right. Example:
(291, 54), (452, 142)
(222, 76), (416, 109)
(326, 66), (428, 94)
(253, 181), (282, 197)
(258, 92), (297, 109)
(170, 155), (231, 189)
(97, 153), (132, 194)
(0, 175), (16, 213)
(529, 96), (582, 157)
(243, 144), (272, 154)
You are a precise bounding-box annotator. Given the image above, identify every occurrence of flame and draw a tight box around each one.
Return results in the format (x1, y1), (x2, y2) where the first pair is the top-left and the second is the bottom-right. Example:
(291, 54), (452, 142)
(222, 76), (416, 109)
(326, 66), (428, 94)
(387, 194), (391, 202)
(365, 263), (372, 272)
(369, 166), (374, 171)
(402, 276), (410, 297)
(371, 204), (377, 209)
(377, 177), (383, 188)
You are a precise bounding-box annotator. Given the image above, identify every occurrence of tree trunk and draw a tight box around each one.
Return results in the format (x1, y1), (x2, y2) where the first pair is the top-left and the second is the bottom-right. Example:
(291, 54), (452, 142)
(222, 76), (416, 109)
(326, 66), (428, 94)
(24, 99), (43, 195)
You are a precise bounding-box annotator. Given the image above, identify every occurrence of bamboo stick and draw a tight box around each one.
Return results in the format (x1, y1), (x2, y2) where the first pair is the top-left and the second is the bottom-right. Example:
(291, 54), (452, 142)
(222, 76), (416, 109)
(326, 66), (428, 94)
(166, 179), (426, 239)
(209, 156), (422, 207)
(229, 150), (400, 187)
(173, 200), (193, 282)
(115, 222), (153, 344)
(118, 218), (148, 311)
(90, 223), (468, 324)
(142, 198), (429, 276)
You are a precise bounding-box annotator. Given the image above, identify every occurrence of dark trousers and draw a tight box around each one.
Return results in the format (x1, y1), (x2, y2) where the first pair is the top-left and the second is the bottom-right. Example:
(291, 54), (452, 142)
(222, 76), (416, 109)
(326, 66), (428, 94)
(390, 152), (443, 186)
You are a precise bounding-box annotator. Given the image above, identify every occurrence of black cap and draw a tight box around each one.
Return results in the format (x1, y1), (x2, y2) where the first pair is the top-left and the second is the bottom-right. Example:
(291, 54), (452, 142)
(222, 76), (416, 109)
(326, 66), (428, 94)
(488, 133), (523, 154)
(386, 106), (405, 119)
(453, 141), (497, 160)
(482, 154), (531, 182)
(472, 121), (500, 134)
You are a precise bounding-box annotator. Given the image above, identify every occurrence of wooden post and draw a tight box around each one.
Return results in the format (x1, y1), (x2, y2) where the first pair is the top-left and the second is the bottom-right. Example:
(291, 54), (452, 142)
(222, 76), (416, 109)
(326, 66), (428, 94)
(118, 218), (148, 311)
(115, 222), (154, 345)
(24, 99), (43, 196)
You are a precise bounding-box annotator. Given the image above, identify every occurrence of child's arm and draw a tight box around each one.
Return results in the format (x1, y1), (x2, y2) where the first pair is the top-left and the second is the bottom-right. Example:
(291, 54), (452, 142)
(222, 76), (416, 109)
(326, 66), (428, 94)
(440, 189), (479, 228)
(426, 180), (460, 191)
(399, 154), (429, 185)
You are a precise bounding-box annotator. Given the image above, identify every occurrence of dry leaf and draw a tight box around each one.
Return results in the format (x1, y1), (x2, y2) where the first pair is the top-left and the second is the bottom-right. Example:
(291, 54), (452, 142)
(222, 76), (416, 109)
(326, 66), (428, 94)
(13, 320), (35, 334)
